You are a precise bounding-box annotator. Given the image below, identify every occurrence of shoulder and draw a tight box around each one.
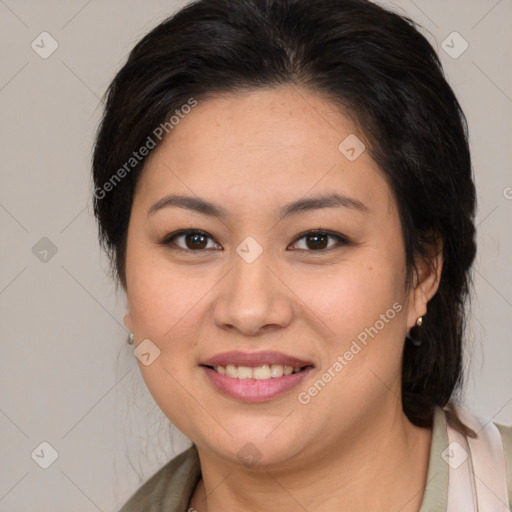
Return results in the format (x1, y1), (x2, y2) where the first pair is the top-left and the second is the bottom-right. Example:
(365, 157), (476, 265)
(495, 421), (512, 508)
(118, 444), (201, 512)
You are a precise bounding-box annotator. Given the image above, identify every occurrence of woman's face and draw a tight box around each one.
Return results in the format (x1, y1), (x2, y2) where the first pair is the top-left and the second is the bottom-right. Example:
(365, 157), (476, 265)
(124, 85), (435, 468)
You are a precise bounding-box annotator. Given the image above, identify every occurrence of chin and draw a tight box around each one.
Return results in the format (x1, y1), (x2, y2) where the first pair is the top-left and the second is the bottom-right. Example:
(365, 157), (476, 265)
(195, 425), (309, 469)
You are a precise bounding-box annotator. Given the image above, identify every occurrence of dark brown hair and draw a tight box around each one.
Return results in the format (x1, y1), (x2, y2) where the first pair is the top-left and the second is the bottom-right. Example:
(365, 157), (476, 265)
(92, 0), (477, 432)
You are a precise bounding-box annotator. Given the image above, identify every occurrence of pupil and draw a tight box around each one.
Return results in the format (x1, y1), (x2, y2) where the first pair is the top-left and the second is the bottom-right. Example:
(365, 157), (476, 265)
(308, 234), (327, 250)
(188, 233), (206, 249)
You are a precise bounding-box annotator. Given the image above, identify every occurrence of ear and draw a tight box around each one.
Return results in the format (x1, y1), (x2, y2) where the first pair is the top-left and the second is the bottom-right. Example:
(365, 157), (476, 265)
(407, 239), (443, 330)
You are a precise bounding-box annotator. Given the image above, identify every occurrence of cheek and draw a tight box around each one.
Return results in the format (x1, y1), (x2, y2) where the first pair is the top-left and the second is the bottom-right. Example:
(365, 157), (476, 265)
(291, 268), (407, 422)
(126, 258), (210, 434)
(126, 238), (210, 341)
(293, 260), (406, 343)
(291, 256), (408, 408)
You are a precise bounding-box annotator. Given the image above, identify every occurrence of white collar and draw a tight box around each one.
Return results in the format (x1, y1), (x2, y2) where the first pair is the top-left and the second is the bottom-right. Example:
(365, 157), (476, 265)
(445, 404), (509, 511)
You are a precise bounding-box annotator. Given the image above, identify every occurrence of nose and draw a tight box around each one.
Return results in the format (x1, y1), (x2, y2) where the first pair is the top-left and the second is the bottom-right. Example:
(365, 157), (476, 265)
(212, 251), (294, 337)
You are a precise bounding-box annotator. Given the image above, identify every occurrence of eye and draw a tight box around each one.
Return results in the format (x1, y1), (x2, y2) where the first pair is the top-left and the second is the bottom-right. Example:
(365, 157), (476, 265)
(288, 230), (349, 252)
(160, 229), (220, 252)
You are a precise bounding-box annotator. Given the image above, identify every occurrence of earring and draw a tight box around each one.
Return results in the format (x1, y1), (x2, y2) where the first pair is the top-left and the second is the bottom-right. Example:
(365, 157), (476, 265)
(406, 332), (421, 346)
(406, 316), (424, 347)
(127, 332), (134, 345)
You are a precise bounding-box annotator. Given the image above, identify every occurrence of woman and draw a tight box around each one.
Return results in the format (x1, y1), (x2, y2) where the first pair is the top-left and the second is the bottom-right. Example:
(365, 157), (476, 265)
(92, 0), (512, 510)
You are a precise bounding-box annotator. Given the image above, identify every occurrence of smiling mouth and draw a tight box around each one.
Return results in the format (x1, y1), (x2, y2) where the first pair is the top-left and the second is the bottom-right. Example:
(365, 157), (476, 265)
(204, 364), (313, 380)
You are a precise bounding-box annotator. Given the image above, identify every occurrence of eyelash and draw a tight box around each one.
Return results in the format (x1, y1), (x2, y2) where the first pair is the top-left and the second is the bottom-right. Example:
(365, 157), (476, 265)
(158, 228), (350, 254)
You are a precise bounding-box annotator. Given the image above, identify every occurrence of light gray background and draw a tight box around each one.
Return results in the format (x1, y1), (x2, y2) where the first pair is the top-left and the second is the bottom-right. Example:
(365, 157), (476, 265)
(0, 0), (511, 510)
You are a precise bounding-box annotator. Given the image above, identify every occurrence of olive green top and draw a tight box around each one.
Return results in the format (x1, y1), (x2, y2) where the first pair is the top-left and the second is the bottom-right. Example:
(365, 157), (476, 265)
(118, 407), (512, 511)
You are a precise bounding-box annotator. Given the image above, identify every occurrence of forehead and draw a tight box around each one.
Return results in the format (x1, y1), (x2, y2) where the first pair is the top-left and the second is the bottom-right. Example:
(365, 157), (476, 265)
(136, 85), (395, 217)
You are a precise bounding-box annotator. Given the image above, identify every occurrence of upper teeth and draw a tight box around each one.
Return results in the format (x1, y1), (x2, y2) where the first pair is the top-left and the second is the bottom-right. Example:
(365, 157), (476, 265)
(214, 364), (302, 380)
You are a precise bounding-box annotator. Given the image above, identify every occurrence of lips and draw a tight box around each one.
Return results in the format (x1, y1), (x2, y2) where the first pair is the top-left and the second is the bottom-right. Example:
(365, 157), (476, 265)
(200, 351), (315, 402)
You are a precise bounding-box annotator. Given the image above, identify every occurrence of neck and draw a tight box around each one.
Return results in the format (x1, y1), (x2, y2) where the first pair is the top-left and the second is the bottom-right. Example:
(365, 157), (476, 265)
(190, 402), (433, 512)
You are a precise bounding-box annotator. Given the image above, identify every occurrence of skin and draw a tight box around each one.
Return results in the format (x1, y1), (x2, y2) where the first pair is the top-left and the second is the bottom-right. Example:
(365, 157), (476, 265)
(123, 85), (442, 512)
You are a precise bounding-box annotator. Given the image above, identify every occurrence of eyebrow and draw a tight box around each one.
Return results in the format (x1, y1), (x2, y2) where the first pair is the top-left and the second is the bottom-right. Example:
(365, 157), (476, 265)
(148, 192), (370, 220)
